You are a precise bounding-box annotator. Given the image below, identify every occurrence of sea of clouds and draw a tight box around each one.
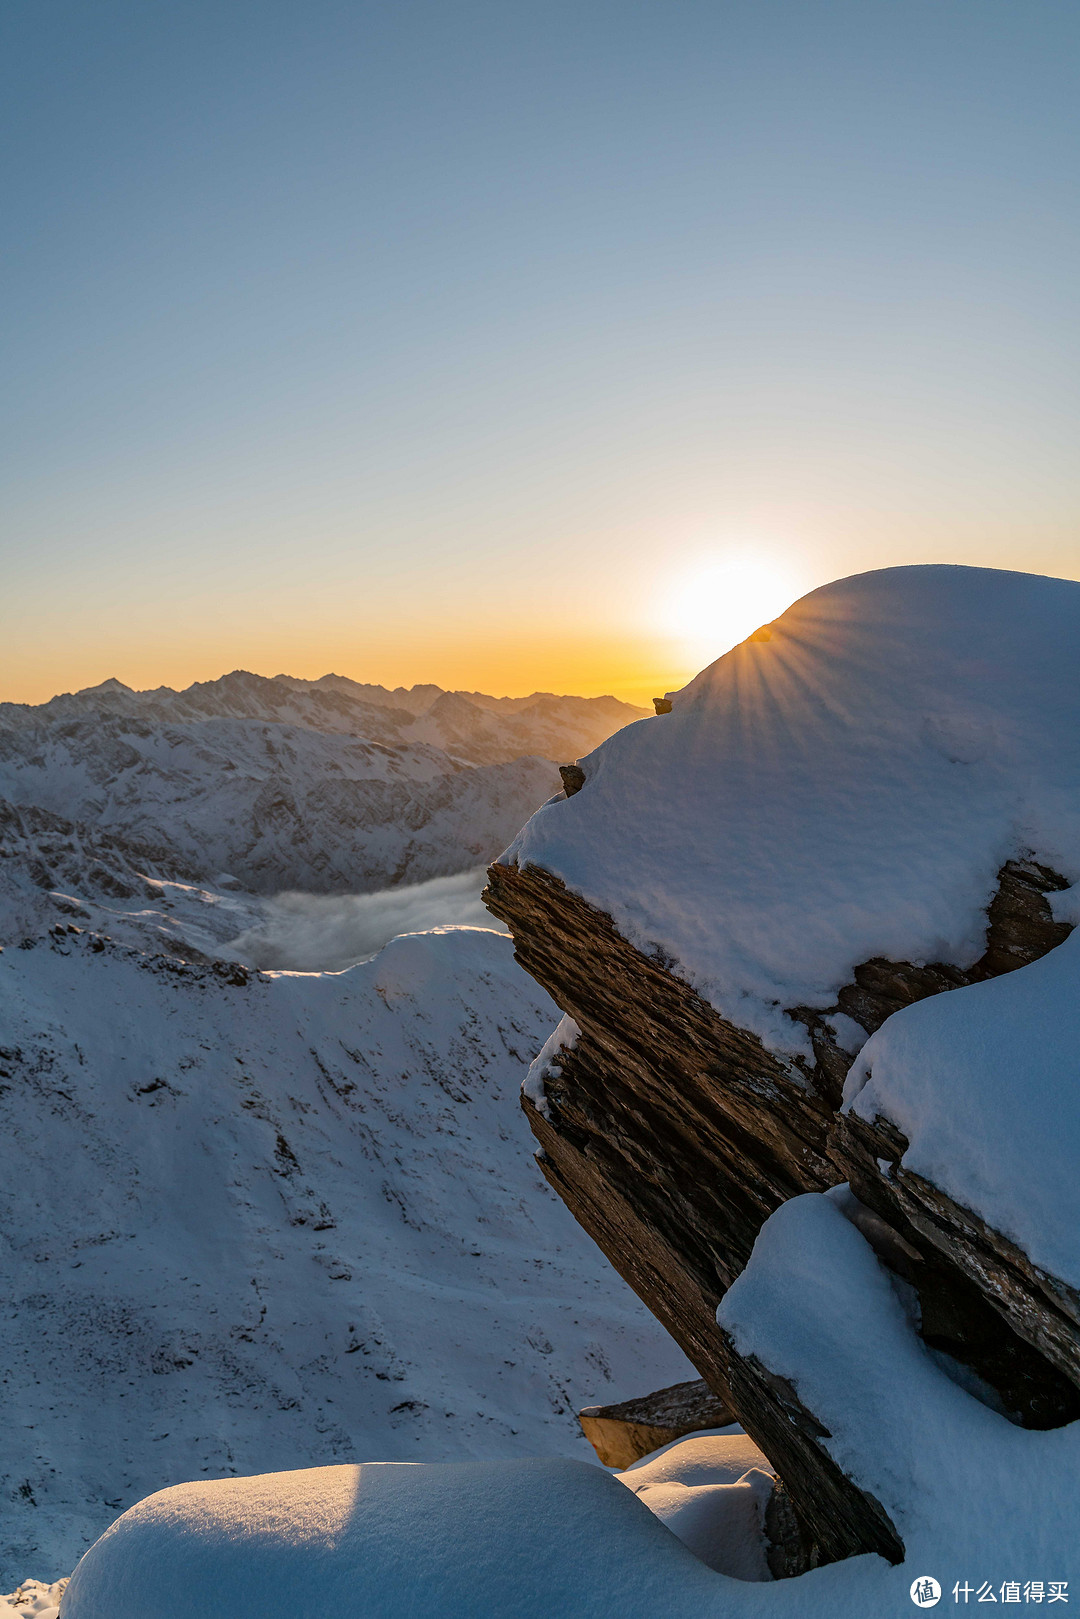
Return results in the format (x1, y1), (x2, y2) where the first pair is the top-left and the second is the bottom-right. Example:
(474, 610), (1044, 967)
(224, 867), (505, 972)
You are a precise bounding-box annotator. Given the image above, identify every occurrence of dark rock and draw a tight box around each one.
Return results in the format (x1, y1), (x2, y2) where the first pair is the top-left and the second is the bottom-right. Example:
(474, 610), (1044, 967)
(485, 860), (836, 1387)
(717, 1329), (905, 1568)
(763, 1480), (817, 1580)
(790, 859), (1072, 1107)
(578, 1377), (734, 1469)
(212, 959), (250, 987)
(832, 1113), (1080, 1428)
(558, 764), (586, 797)
(652, 698), (672, 715)
(484, 851), (1078, 1565)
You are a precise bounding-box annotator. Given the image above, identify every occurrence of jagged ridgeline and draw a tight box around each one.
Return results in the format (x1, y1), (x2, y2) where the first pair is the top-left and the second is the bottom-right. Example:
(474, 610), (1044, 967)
(485, 563), (1080, 1570)
(0, 673), (647, 904)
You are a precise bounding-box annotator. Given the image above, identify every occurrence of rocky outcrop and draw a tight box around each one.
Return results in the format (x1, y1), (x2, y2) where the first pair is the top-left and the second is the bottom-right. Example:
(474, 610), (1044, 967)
(484, 860), (837, 1381)
(578, 1378), (733, 1469)
(484, 851), (1078, 1565)
(716, 1334), (905, 1569)
(833, 1112), (1080, 1427)
(791, 858), (1072, 1106)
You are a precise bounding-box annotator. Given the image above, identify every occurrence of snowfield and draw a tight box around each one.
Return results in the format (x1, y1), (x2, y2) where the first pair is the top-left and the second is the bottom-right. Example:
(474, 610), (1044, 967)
(0, 925), (689, 1586)
(57, 1191), (1080, 1618)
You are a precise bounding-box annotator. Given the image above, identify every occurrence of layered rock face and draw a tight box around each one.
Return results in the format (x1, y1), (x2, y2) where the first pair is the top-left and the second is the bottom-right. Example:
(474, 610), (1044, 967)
(484, 860), (836, 1380)
(485, 565), (1080, 1569)
(485, 854), (1079, 1563)
(578, 1379), (733, 1470)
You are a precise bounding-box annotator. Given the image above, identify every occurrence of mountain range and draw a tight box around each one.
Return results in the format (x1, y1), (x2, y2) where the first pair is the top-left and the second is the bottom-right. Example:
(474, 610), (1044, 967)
(0, 673), (645, 953)
(0, 669), (678, 1586)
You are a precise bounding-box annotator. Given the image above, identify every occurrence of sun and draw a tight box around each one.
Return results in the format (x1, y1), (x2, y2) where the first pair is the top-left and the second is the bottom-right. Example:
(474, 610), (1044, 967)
(663, 552), (805, 669)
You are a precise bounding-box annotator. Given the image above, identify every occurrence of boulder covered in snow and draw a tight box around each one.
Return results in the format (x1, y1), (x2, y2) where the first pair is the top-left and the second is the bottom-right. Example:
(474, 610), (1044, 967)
(834, 920), (1080, 1424)
(485, 565), (1080, 1560)
(59, 1457), (727, 1619)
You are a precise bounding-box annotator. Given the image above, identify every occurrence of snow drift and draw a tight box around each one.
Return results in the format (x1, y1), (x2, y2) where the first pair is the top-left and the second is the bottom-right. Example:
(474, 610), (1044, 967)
(60, 1192), (1080, 1616)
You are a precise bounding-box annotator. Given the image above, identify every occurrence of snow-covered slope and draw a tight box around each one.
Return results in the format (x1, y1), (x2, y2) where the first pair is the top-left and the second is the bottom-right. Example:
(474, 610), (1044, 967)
(504, 565), (1080, 1056)
(0, 675), (643, 900)
(0, 924), (689, 1586)
(60, 1190), (1080, 1618)
(0, 714), (558, 896)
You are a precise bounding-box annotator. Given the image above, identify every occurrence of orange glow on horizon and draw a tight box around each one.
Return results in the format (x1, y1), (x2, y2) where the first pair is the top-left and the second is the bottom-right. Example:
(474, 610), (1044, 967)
(0, 625), (706, 712)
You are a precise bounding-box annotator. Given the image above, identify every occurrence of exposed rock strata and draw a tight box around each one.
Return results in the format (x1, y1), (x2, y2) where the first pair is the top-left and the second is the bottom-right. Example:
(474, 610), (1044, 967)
(484, 852), (1077, 1563)
(716, 1333), (905, 1569)
(833, 1113), (1080, 1427)
(578, 1378), (733, 1469)
(792, 859), (1072, 1105)
(485, 860), (837, 1382)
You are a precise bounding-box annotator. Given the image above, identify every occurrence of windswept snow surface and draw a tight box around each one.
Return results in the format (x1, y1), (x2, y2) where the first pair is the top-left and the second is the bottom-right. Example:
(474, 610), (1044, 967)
(0, 925), (690, 1585)
(503, 566), (1080, 1055)
(844, 924), (1080, 1292)
(62, 1191), (1080, 1617)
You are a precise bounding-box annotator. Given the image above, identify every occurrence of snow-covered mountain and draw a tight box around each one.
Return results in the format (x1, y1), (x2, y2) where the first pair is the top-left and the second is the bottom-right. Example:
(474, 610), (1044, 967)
(0, 674), (644, 908)
(0, 923), (689, 1586)
(0, 668), (675, 1588)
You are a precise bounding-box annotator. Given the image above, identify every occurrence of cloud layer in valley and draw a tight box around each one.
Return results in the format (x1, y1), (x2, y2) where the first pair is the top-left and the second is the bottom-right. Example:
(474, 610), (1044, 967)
(225, 868), (504, 971)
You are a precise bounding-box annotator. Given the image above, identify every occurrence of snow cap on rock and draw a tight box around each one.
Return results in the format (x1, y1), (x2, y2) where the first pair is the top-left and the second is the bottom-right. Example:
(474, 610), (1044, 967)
(503, 566), (1080, 1054)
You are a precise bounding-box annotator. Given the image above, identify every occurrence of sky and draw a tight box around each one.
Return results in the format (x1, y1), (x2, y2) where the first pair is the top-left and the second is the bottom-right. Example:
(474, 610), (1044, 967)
(2, 0), (1079, 706)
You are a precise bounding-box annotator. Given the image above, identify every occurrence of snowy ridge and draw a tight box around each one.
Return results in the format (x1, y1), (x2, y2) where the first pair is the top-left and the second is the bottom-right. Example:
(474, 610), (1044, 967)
(0, 675), (643, 901)
(504, 566), (1080, 1055)
(0, 925), (688, 1585)
(0, 672), (643, 770)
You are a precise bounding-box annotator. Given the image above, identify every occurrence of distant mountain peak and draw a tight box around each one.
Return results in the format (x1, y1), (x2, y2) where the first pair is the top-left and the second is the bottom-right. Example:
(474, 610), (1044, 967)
(77, 677), (133, 696)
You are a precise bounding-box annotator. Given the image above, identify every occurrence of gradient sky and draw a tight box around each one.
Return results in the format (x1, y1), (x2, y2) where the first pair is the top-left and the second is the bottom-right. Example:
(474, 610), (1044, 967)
(3, 0), (1079, 705)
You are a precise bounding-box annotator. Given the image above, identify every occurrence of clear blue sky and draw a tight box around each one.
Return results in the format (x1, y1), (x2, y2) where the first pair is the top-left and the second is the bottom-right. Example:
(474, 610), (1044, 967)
(3, 0), (1079, 702)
